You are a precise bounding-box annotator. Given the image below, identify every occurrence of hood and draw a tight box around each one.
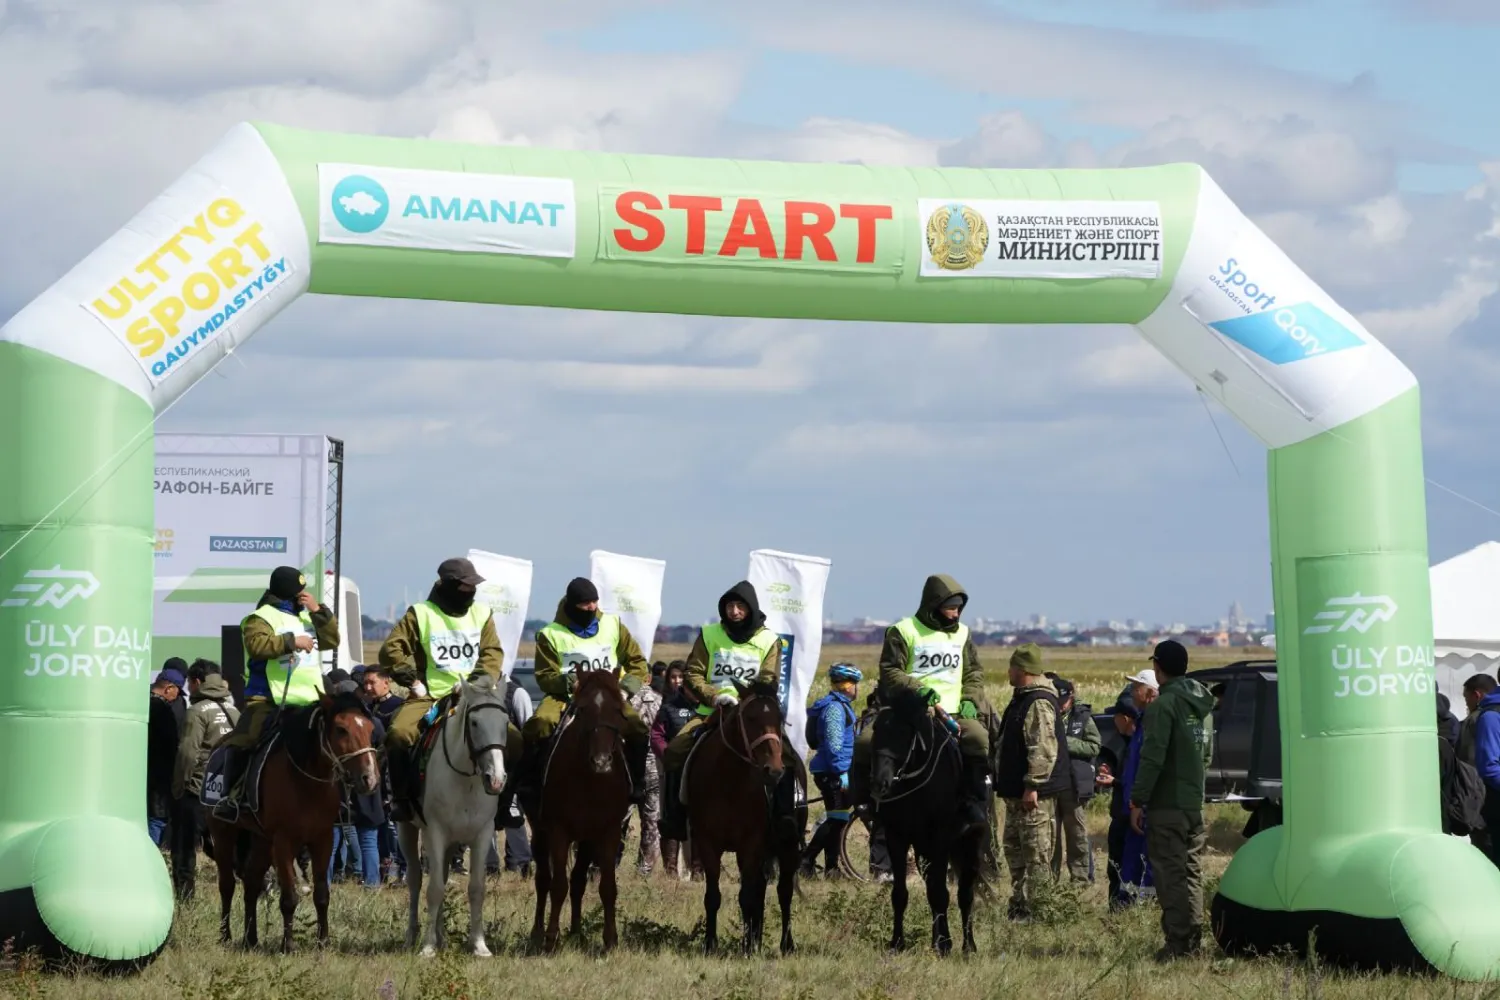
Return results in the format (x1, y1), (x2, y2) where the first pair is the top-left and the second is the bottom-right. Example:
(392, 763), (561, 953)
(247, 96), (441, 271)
(194, 674), (232, 702)
(1165, 675), (1216, 718)
(1481, 690), (1500, 710)
(718, 580), (766, 645)
(255, 590), (295, 612)
(915, 574), (967, 632)
(553, 597), (600, 630)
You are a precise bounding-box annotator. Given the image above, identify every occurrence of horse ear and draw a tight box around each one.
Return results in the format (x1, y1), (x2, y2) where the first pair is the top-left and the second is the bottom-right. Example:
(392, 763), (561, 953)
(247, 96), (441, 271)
(732, 678), (748, 696)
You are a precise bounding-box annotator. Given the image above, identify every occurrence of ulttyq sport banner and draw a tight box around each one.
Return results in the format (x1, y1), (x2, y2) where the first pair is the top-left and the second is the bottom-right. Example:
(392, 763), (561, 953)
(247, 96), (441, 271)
(747, 548), (831, 756)
(589, 550), (666, 663)
(467, 549), (532, 677)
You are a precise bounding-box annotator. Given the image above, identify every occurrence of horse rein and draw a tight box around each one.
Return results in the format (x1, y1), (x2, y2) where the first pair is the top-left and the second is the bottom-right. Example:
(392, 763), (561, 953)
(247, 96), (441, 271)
(439, 699), (510, 778)
(873, 713), (950, 804)
(288, 710), (377, 789)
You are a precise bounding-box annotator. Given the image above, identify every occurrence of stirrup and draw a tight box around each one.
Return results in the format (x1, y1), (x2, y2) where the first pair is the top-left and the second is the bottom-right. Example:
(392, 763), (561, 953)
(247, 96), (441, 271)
(212, 797), (241, 822)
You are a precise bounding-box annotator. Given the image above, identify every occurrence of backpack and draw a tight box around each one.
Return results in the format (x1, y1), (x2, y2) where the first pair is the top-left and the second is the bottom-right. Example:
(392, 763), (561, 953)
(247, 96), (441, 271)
(806, 694), (853, 752)
(1439, 733), (1487, 836)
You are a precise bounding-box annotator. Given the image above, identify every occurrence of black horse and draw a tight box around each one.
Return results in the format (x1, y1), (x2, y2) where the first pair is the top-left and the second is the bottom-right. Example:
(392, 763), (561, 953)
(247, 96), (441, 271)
(866, 684), (983, 955)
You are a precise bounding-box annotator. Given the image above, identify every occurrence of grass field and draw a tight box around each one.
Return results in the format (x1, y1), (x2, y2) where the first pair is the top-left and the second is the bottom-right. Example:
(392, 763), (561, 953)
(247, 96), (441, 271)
(7, 644), (1488, 1000)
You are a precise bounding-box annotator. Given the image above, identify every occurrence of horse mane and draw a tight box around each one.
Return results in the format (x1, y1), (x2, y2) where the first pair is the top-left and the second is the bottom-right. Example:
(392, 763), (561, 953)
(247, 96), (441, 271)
(742, 677), (781, 704)
(886, 683), (932, 723)
(576, 669), (622, 695)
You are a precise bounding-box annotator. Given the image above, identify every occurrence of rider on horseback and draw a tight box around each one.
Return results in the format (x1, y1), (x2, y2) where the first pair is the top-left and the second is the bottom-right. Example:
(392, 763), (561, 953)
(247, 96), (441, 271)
(379, 557), (522, 823)
(212, 567), (340, 821)
(507, 578), (653, 809)
(660, 580), (803, 842)
(850, 574), (992, 838)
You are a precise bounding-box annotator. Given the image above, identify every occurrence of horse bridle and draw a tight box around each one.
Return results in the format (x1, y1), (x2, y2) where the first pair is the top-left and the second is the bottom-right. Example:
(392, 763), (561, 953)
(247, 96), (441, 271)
(440, 697), (509, 778)
(872, 711), (950, 804)
(288, 707), (378, 789)
(720, 693), (783, 769)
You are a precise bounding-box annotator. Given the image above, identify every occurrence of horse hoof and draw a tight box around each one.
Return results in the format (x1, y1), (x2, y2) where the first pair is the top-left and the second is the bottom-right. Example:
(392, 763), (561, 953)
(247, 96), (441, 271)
(471, 943), (492, 958)
(419, 945), (437, 959)
(781, 940), (796, 957)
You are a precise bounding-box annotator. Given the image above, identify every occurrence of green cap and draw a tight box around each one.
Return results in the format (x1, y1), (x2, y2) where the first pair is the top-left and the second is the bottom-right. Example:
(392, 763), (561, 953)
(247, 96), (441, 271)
(1010, 643), (1043, 674)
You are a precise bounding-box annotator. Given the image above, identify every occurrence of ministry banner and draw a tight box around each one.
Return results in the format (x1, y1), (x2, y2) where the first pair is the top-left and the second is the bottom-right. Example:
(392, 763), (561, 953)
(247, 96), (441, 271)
(589, 550), (666, 664)
(467, 549), (533, 677)
(747, 548), (831, 757)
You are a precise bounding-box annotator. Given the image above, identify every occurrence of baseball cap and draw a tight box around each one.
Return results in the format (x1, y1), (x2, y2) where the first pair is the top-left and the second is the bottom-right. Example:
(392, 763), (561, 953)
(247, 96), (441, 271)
(1123, 669), (1159, 690)
(157, 667), (186, 688)
(438, 557), (484, 587)
(1048, 675), (1075, 700)
(1149, 638), (1189, 674)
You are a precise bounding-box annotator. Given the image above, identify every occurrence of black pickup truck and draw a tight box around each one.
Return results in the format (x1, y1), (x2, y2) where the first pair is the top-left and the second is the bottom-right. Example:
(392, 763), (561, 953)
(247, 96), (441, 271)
(1092, 658), (1281, 805)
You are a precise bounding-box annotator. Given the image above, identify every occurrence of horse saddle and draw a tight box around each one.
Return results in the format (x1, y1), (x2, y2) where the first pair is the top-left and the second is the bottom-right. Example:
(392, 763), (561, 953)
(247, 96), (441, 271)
(200, 730), (281, 818)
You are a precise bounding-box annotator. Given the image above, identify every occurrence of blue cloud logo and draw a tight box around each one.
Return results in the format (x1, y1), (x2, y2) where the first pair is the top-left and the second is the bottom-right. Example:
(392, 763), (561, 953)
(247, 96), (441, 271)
(330, 175), (389, 234)
(1209, 303), (1365, 366)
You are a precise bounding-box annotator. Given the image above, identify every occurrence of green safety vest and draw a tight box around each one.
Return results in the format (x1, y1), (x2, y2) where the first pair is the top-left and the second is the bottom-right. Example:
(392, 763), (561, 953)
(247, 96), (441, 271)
(893, 616), (969, 714)
(413, 601), (493, 699)
(698, 624), (779, 716)
(539, 614), (622, 681)
(250, 604), (323, 706)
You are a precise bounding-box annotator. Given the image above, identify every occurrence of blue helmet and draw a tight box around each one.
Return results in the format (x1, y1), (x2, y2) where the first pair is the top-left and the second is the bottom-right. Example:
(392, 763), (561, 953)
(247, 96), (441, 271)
(829, 663), (863, 684)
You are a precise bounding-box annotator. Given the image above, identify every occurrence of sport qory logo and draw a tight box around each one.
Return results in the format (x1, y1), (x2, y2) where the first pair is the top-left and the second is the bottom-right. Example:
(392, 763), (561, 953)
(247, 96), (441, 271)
(2, 568), (101, 609)
(1303, 594), (1398, 635)
(330, 175), (390, 234)
(766, 582), (793, 594)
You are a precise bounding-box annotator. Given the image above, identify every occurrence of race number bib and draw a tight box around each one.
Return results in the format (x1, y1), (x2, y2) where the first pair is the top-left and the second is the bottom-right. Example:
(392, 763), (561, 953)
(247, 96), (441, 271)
(429, 629), (482, 674)
(290, 620), (319, 671)
(561, 649), (615, 675)
(910, 638), (963, 678)
(710, 648), (762, 687)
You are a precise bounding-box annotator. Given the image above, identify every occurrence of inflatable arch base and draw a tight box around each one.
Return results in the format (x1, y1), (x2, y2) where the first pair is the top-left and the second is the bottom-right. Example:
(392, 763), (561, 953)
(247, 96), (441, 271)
(1, 122), (1498, 977)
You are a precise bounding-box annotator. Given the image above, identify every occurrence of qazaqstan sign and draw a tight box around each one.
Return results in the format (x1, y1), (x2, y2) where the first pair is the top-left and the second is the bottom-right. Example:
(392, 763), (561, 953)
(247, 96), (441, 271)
(85, 188), (295, 386)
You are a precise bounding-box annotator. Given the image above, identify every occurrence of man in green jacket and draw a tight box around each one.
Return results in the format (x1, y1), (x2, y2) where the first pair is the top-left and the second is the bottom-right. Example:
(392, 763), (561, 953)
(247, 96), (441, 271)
(850, 574), (991, 837)
(1129, 639), (1216, 960)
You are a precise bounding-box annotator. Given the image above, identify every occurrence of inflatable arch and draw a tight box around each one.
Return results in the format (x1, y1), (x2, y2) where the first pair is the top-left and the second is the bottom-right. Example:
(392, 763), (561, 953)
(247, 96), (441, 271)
(1, 122), (1498, 976)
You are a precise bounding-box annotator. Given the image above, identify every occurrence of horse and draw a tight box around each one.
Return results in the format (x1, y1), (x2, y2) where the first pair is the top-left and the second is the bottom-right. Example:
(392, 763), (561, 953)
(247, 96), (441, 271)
(863, 683), (982, 955)
(396, 675), (511, 958)
(683, 678), (806, 955)
(525, 668), (633, 953)
(205, 691), (379, 952)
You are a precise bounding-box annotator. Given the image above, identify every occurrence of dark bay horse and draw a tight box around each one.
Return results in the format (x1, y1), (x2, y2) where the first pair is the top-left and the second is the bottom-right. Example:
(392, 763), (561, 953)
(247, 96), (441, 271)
(526, 668), (633, 953)
(684, 678), (806, 955)
(205, 691), (379, 952)
(864, 684), (981, 955)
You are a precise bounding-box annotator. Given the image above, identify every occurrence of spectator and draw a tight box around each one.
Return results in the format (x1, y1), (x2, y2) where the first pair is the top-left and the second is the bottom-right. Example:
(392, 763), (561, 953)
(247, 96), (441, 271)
(626, 673), (664, 875)
(651, 662), (694, 878)
(1473, 671), (1500, 867)
(649, 660), (668, 695)
(499, 670), (534, 876)
(1047, 674), (1101, 883)
(363, 666), (406, 883)
(331, 713), (386, 888)
(161, 656), (189, 732)
(1110, 673), (1159, 908)
(171, 659), (238, 901)
(147, 666), (184, 846)
(362, 666), (403, 730)
(1438, 692), (1461, 748)
(996, 644), (1068, 921)
(802, 664), (861, 878)
(1130, 640), (1216, 961)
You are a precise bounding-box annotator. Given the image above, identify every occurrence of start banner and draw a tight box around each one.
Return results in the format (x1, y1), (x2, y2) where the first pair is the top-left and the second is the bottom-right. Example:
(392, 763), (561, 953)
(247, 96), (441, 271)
(747, 548), (831, 756)
(589, 550), (666, 664)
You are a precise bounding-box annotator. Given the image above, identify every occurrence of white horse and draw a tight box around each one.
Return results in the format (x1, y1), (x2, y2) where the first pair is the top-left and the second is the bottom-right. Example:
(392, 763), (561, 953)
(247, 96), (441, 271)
(397, 674), (510, 957)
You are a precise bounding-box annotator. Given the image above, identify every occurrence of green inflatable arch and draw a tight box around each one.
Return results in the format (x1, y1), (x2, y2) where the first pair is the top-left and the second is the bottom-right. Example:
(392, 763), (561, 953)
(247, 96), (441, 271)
(1, 122), (1498, 976)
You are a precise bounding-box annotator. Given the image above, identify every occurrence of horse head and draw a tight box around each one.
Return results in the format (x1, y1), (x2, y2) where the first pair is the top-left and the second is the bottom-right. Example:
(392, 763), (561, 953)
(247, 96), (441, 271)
(729, 677), (785, 784)
(573, 669), (626, 776)
(872, 684), (933, 800)
(456, 674), (509, 795)
(312, 690), (380, 796)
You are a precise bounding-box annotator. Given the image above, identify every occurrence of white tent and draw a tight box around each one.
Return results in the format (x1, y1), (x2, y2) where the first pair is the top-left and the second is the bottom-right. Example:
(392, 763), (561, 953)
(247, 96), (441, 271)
(1431, 541), (1500, 718)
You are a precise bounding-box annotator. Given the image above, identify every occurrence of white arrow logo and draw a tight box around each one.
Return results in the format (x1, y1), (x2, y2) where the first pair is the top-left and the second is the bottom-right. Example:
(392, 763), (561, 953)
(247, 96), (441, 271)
(1303, 593), (1398, 635)
(2, 567), (101, 609)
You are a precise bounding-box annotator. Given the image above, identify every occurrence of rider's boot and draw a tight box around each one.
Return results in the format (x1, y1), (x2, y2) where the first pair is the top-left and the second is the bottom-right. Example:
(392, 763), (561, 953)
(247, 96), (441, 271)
(211, 746), (248, 822)
(773, 767), (802, 845)
(388, 744), (417, 823)
(955, 756), (992, 839)
(625, 739), (649, 805)
(661, 767), (686, 841)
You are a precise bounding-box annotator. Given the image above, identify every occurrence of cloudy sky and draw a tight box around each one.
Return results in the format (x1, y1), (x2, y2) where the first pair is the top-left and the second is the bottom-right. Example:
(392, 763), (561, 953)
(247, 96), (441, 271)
(3, 0), (1499, 629)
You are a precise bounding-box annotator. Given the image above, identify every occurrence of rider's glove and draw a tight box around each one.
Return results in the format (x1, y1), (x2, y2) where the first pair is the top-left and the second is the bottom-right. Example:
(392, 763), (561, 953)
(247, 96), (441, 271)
(958, 700), (979, 720)
(839, 772), (849, 790)
(714, 692), (739, 708)
(409, 680), (428, 698)
(921, 687), (941, 707)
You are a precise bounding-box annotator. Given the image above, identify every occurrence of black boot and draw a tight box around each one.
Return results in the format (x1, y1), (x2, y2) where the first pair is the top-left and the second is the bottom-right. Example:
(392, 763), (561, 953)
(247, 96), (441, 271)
(388, 745), (416, 823)
(955, 757), (991, 839)
(211, 746), (247, 821)
(625, 741), (649, 805)
(773, 769), (801, 846)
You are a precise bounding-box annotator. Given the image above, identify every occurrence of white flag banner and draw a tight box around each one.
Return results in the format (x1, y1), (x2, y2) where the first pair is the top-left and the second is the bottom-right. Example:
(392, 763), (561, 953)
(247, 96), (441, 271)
(589, 550), (666, 663)
(467, 549), (533, 677)
(747, 548), (832, 757)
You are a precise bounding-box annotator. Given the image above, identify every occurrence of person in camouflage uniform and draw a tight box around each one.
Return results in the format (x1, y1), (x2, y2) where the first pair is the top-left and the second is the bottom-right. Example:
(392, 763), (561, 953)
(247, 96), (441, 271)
(1047, 674), (1103, 882)
(995, 644), (1071, 920)
(628, 678), (663, 874)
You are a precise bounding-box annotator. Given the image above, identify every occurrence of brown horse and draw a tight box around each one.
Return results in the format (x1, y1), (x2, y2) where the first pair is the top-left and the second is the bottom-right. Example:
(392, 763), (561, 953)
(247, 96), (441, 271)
(525, 668), (633, 953)
(684, 678), (806, 954)
(205, 691), (379, 952)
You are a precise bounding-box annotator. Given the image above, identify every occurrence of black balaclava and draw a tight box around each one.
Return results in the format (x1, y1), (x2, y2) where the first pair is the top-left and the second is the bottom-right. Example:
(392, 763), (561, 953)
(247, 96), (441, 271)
(429, 579), (475, 617)
(718, 580), (766, 645)
(563, 577), (599, 628)
(269, 566), (305, 604)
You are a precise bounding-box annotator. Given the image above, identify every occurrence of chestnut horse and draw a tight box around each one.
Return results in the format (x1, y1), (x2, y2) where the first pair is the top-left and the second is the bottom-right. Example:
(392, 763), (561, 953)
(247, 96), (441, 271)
(206, 691), (379, 952)
(684, 678), (807, 954)
(525, 668), (633, 953)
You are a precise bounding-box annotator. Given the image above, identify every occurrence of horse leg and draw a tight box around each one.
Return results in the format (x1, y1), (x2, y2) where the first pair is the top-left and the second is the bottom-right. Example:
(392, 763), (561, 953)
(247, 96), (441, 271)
(888, 830), (910, 953)
(271, 836), (300, 953)
(212, 825), (236, 945)
(421, 826), (448, 957)
(398, 822), (422, 951)
(310, 828), (334, 948)
(529, 830), (550, 952)
(777, 842), (797, 956)
(545, 833), (571, 953)
(927, 847), (952, 956)
(701, 843), (722, 955)
(735, 848), (765, 955)
(958, 843), (978, 955)
(467, 829), (492, 957)
(243, 837), (271, 949)
(600, 832), (621, 953)
(569, 843), (590, 938)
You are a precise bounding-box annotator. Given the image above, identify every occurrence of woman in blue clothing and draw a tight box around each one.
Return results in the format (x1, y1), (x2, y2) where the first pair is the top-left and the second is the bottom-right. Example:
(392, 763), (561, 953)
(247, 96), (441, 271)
(802, 663), (862, 877)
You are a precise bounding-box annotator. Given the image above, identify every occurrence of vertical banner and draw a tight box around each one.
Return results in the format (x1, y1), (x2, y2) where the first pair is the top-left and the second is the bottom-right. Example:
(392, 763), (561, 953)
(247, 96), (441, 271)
(467, 549), (533, 677)
(589, 550), (666, 663)
(747, 548), (831, 757)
